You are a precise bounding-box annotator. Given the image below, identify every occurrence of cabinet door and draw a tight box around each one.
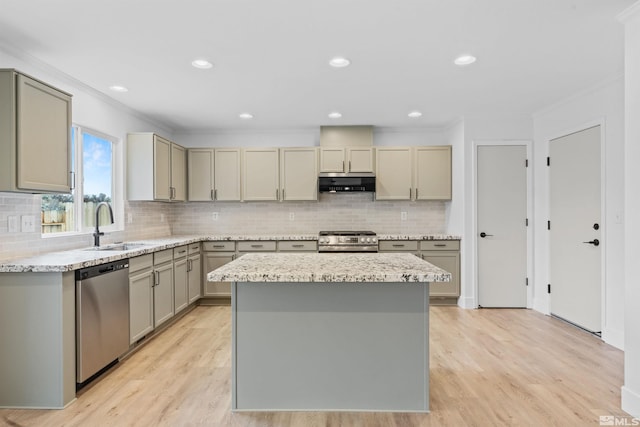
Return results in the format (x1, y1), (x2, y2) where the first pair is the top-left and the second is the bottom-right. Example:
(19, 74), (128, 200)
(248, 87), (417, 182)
(243, 148), (279, 201)
(376, 147), (413, 200)
(188, 254), (202, 303)
(203, 252), (235, 297)
(414, 146), (452, 200)
(16, 74), (72, 192)
(153, 136), (172, 201)
(280, 148), (318, 201)
(171, 143), (186, 201)
(422, 251), (460, 297)
(129, 269), (154, 344)
(154, 262), (174, 327)
(319, 148), (345, 172)
(174, 257), (188, 314)
(188, 148), (214, 201)
(347, 147), (373, 173)
(214, 148), (241, 201)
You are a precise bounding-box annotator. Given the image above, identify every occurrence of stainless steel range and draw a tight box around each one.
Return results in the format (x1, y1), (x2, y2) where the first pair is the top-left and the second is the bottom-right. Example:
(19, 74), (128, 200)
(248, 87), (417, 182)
(318, 231), (378, 253)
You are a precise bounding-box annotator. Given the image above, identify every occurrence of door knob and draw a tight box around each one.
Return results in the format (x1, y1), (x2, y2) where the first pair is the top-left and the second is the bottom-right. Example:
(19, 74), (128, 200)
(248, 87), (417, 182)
(480, 232), (493, 238)
(583, 239), (600, 246)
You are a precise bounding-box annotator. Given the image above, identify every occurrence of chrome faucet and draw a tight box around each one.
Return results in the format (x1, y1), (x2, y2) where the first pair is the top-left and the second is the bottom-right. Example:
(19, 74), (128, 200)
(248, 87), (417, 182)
(93, 202), (114, 247)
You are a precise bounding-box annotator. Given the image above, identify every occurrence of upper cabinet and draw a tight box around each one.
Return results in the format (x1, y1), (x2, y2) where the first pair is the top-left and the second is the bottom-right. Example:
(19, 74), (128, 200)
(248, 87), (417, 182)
(375, 147), (413, 201)
(280, 147), (318, 201)
(127, 133), (186, 201)
(414, 146), (451, 200)
(242, 148), (280, 201)
(0, 69), (72, 193)
(319, 147), (373, 173)
(187, 148), (242, 202)
(376, 146), (452, 201)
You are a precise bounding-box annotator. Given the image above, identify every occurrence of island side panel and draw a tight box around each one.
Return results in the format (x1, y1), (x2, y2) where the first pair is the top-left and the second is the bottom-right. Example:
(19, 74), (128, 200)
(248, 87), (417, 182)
(232, 281), (429, 412)
(0, 271), (76, 408)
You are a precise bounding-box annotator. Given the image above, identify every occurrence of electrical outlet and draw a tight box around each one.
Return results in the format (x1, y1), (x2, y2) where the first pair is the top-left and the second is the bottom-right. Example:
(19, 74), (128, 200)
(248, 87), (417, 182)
(401, 211), (407, 221)
(8, 215), (18, 233)
(212, 212), (219, 221)
(21, 215), (35, 232)
(289, 212), (295, 221)
(127, 213), (133, 224)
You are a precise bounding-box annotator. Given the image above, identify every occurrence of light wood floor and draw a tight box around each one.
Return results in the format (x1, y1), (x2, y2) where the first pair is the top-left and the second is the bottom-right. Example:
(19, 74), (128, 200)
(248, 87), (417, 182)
(0, 306), (626, 427)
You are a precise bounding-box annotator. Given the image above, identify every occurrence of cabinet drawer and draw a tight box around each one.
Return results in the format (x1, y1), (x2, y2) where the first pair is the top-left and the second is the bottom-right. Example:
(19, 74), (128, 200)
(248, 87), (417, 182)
(237, 241), (277, 252)
(154, 249), (173, 265)
(278, 241), (318, 251)
(188, 243), (201, 255)
(130, 254), (153, 273)
(203, 241), (236, 252)
(378, 240), (419, 251)
(420, 240), (460, 251)
(173, 245), (188, 259)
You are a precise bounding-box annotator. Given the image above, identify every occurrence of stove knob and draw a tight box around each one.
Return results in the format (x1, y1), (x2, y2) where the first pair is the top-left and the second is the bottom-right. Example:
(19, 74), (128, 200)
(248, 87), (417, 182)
(361, 237), (365, 242)
(366, 238), (371, 243)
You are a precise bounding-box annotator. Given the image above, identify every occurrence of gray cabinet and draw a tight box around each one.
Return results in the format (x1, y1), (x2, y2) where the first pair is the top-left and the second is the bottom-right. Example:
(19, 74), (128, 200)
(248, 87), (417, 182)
(129, 254), (154, 344)
(414, 146), (452, 200)
(187, 243), (202, 303)
(242, 148), (280, 201)
(319, 147), (373, 173)
(202, 241), (236, 298)
(127, 133), (186, 201)
(280, 147), (318, 201)
(187, 148), (242, 201)
(375, 147), (413, 201)
(0, 69), (72, 193)
(173, 246), (189, 314)
(277, 240), (318, 252)
(153, 249), (174, 326)
(420, 240), (460, 304)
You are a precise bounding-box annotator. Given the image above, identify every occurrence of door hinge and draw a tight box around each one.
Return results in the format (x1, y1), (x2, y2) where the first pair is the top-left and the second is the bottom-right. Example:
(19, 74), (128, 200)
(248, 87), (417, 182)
(526, 218), (529, 226)
(526, 277), (529, 286)
(547, 156), (550, 166)
(525, 159), (529, 167)
(548, 284), (551, 293)
(547, 220), (551, 230)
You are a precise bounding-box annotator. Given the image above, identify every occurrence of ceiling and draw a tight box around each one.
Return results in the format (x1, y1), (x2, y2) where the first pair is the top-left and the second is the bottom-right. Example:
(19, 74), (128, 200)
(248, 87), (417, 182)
(0, 0), (634, 132)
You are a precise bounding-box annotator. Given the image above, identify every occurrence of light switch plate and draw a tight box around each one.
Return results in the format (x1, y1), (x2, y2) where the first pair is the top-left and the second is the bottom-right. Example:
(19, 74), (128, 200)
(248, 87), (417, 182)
(8, 215), (18, 233)
(289, 212), (295, 221)
(212, 212), (219, 221)
(401, 212), (407, 221)
(21, 215), (36, 233)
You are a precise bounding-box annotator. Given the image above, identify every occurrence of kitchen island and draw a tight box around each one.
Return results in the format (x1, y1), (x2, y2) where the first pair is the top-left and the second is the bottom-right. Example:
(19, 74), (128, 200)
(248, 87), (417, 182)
(207, 252), (451, 413)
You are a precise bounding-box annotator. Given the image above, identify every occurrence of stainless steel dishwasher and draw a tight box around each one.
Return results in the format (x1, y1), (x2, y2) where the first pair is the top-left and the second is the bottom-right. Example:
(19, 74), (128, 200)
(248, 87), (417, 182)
(76, 259), (130, 384)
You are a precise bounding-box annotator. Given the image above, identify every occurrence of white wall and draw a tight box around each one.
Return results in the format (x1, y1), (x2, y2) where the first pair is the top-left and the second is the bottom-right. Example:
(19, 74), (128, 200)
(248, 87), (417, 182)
(532, 77), (626, 349)
(621, 1), (640, 417)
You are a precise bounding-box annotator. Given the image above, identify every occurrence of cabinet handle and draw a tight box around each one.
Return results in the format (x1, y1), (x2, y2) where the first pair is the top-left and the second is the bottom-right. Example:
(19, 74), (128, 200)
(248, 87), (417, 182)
(69, 171), (76, 190)
(292, 244), (304, 248)
(154, 271), (159, 287)
(415, 188), (419, 199)
(342, 160), (345, 172)
(251, 244), (264, 248)
(409, 188), (412, 199)
(434, 244), (446, 247)
(187, 259), (192, 272)
(392, 244), (405, 248)
(276, 189), (279, 200)
(214, 189), (218, 200)
(232, 254), (236, 260)
(349, 160), (352, 172)
(178, 250), (186, 255)
(282, 188), (285, 200)
(211, 189), (214, 200)
(213, 244), (225, 248)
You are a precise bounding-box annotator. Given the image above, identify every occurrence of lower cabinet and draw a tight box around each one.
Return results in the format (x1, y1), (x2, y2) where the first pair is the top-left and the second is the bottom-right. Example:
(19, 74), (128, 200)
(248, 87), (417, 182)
(153, 249), (175, 327)
(378, 239), (461, 305)
(129, 254), (154, 344)
(173, 246), (189, 315)
(202, 241), (236, 298)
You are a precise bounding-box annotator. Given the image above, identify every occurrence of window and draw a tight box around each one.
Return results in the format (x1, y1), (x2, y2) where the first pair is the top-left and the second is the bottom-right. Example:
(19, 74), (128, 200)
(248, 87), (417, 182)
(42, 126), (118, 235)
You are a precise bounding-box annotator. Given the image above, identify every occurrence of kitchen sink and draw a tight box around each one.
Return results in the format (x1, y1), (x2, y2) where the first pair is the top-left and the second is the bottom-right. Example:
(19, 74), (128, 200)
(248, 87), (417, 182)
(84, 242), (150, 251)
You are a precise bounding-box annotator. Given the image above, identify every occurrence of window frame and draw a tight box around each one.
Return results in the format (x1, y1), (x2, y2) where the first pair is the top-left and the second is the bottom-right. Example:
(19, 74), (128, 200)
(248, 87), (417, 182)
(41, 124), (123, 237)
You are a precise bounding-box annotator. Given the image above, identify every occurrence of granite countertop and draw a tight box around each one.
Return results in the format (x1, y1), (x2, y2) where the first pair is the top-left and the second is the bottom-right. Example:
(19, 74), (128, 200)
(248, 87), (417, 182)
(0, 233), (461, 273)
(207, 252), (451, 283)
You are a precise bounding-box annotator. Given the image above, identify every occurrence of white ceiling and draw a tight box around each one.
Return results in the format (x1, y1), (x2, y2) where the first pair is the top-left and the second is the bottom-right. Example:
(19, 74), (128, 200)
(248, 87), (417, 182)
(0, 0), (634, 132)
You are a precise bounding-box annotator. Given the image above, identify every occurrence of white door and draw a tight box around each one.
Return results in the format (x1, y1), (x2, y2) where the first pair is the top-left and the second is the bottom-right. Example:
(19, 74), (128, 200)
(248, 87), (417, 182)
(549, 126), (601, 333)
(477, 145), (528, 308)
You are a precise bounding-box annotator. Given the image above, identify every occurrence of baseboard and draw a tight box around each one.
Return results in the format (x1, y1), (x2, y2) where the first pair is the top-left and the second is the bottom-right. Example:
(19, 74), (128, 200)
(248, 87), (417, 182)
(457, 296), (476, 309)
(602, 327), (624, 350)
(622, 386), (640, 418)
(532, 297), (549, 315)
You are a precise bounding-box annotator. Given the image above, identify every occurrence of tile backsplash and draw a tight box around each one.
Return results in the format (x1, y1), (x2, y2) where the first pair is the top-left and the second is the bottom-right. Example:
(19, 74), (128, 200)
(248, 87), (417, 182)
(0, 192), (447, 260)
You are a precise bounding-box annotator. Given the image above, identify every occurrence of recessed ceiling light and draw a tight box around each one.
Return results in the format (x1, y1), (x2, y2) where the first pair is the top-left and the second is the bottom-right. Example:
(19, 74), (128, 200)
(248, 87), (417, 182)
(454, 54), (477, 66)
(329, 57), (350, 68)
(109, 85), (128, 92)
(192, 59), (213, 69)
(239, 113), (253, 119)
(408, 111), (423, 118)
(328, 112), (342, 119)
